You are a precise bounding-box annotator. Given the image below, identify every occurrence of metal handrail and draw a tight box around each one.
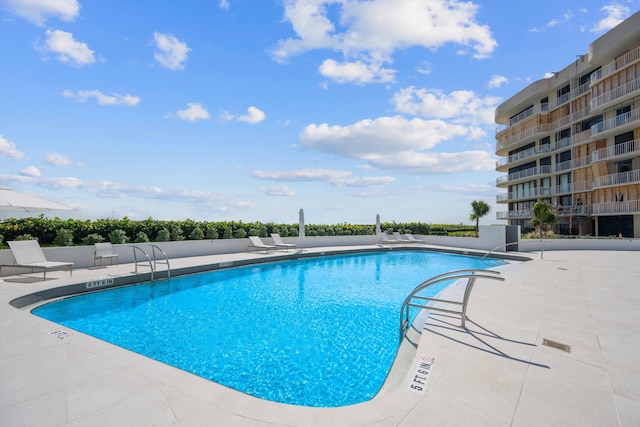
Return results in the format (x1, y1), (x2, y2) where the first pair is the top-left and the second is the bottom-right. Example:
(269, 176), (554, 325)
(399, 269), (504, 340)
(130, 245), (154, 281)
(481, 242), (521, 260)
(148, 244), (171, 279)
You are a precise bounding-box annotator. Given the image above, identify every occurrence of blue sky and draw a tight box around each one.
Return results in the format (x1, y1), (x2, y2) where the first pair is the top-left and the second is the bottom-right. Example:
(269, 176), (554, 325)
(1, 0), (638, 226)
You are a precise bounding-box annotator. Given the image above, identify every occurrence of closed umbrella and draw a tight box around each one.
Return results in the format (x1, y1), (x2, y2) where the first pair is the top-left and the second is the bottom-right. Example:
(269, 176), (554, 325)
(0, 188), (74, 212)
(299, 208), (305, 238)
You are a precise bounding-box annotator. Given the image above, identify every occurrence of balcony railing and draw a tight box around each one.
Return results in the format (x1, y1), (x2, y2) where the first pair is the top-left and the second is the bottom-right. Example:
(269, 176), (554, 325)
(556, 205), (592, 217)
(496, 123), (551, 150)
(572, 81), (591, 99)
(496, 166), (552, 185)
(592, 139), (640, 162)
(496, 210), (532, 220)
(556, 92), (571, 107)
(591, 108), (640, 136)
(591, 46), (640, 84)
(592, 169), (640, 188)
(591, 200), (640, 215)
(591, 77), (640, 110)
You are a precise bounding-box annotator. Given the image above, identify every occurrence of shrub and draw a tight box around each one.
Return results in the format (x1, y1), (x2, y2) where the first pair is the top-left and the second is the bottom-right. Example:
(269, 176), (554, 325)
(189, 226), (204, 240)
(53, 228), (74, 246)
(170, 225), (184, 241)
(156, 228), (170, 242)
(233, 228), (247, 238)
(134, 231), (150, 243)
(82, 233), (105, 245)
(205, 224), (218, 239)
(15, 234), (37, 241)
(109, 229), (128, 244)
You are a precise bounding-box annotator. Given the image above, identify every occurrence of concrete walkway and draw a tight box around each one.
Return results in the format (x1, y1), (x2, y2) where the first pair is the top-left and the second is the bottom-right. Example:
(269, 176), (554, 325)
(1, 247), (639, 426)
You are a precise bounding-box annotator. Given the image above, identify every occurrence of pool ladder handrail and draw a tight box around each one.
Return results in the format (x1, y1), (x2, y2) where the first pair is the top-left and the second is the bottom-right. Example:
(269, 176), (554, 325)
(129, 245), (171, 280)
(481, 240), (546, 260)
(149, 244), (171, 279)
(399, 269), (504, 341)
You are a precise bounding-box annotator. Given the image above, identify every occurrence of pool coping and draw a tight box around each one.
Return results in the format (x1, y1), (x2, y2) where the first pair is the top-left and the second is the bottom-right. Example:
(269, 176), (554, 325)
(2, 245), (638, 426)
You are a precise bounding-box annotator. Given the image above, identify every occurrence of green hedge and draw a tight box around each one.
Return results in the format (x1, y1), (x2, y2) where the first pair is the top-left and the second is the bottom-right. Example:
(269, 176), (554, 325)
(0, 216), (474, 248)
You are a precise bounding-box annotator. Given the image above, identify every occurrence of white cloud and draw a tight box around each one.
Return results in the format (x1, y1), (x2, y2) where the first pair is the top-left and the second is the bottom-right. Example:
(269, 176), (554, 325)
(174, 103), (210, 122)
(253, 168), (352, 182)
(298, 115), (496, 174)
(219, 0), (230, 10)
(153, 32), (190, 70)
(271, 0), (497, 84)
(488, 75), (508, 89)
(19, 165), (41, 177)
(0, 134), (26, 160)
(365, 150), (495, 174)
(318, 58), (395, 84)
(252, 168), (394, 187)
(237, 106), (266, 124)
(3, 0), (80, 26)
(62, 89), (140, 106)
(41, 29), (95, 66)
(258, 185), (296, 196)
(45, 152), (83, 166)
(0, 174), (254, 209)
(222, 106), (266, 125)
(335, 176), (395, 187)
(391, 87), (501, 126)
(300, 116), (468, 159)
(589, 4), (631, 33)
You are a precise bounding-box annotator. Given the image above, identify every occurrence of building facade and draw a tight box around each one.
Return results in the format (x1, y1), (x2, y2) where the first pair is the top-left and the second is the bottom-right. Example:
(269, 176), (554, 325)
(494, 11), (640, 238)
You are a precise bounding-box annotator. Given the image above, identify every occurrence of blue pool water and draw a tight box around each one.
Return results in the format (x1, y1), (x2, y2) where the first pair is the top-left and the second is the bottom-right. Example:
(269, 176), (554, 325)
(33, 251), (503, 407)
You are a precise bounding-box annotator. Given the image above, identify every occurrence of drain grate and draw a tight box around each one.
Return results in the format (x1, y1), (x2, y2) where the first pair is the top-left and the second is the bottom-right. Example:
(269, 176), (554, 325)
(542, 338), (571, 353)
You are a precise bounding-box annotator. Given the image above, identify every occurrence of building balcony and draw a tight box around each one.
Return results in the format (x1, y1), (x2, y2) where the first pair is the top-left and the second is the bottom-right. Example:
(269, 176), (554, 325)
(496, 166), (551, 186)
(592, 199), (640, 215)
(591, 108), (640, 138)
(496, 123), (551, 154)
(496, 210), (532, 220)
(590, 46), (640, 84)
(590, 77), (640, 112)
(592, 169), (640, 189)
(591, 139), (640, 162)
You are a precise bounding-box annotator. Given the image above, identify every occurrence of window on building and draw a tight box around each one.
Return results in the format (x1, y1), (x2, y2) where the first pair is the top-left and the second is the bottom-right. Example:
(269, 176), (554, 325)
(580, 115), (603, 131)
(541, 97), (549, 111)
(617, 159), (632, 173)
(541, 177), (551, 195)
(557, 173), (571, 193)
(557, 85), (570, 97)
(555, 150), (571, 163)
(616, 105), (631, 126)
(539, 136), (550, 152)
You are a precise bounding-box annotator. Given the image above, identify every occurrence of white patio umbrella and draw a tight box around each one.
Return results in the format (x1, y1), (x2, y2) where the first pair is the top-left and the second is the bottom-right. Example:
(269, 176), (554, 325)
(0, 188), (74, 212)
(299, 208), (305, 238)
(375, 214), (381, 236)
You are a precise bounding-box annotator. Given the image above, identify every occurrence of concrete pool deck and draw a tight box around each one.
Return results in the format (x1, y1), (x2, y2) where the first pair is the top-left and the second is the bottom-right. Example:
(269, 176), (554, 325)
(1, 246), (639, 426)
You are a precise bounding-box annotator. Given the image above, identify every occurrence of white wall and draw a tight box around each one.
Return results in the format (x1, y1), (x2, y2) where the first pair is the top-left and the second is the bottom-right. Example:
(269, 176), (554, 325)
(2, 226), (637, 276)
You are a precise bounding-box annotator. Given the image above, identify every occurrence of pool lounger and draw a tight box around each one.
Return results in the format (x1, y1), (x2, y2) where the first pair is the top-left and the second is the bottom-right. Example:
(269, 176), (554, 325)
(2, 240), (74, 280)
(247, 236), (278, 253)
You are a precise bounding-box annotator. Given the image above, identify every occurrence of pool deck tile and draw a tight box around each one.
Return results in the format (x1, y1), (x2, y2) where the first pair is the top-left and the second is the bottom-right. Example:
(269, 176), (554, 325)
(1, 245), (639, 426)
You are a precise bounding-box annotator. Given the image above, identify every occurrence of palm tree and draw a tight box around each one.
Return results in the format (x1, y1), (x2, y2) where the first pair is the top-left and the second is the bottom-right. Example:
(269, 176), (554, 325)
(470, 200), (490, 237)
(530, 200), (558, 237)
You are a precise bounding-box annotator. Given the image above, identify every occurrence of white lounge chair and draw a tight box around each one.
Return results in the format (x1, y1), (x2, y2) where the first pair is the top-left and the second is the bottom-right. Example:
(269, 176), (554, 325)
(393, 232), (411, 242)
(94, 242), (119, 267)
(247, 236), (277, 253)
(270, 233), (296, 251)
(404, 233), (426, 244)
(2, 240), (73, 280)
(380, 232), (405, 244)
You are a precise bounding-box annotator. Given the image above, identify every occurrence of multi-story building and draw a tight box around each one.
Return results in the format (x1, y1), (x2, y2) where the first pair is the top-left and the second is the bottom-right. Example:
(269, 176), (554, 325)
(494, 11), (640, 238)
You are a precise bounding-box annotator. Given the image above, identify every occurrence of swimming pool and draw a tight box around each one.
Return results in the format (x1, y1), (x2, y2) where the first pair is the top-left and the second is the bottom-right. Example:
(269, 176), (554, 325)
(33, 250), (504, 407)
